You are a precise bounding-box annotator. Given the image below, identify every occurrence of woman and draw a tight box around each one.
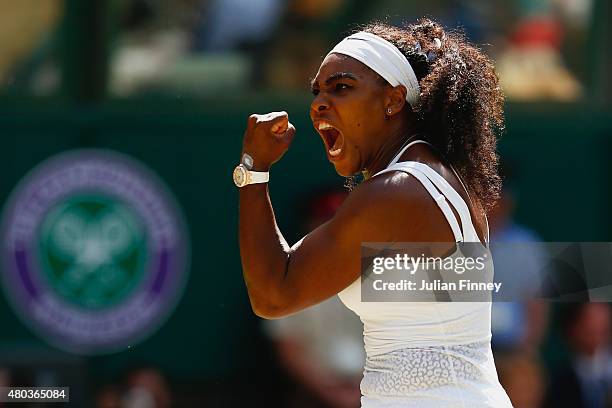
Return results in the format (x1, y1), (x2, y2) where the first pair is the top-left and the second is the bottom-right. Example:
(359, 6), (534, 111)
(235, 19), (512, 407)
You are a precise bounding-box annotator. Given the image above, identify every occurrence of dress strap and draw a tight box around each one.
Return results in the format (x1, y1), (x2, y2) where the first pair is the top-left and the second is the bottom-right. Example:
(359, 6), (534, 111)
(376, 138), (485, 245)
(388, 139), (430, 167)
(375, 165), (464, 242)
(396, 162), (481, 243)
(448, 164), (488, 244)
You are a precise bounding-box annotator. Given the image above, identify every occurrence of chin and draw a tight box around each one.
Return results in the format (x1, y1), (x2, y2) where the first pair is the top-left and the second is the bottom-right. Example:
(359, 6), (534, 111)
(332, 160), (359, 178)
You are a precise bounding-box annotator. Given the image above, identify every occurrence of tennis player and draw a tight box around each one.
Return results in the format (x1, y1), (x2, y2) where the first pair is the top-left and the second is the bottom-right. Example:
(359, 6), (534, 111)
(235, 19), (513, 407)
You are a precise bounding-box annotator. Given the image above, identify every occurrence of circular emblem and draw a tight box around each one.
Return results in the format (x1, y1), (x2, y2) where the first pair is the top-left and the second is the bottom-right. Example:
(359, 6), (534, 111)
(233, 165), (247, 187)
(1, 150), (189, 354)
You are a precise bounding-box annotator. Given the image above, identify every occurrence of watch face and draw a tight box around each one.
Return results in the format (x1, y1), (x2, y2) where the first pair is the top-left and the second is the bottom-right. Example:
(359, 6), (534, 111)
(233, 165), (247, 187)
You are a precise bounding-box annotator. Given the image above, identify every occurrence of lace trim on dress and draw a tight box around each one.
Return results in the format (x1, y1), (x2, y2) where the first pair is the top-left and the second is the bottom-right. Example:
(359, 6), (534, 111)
(361, 341), (490, 397)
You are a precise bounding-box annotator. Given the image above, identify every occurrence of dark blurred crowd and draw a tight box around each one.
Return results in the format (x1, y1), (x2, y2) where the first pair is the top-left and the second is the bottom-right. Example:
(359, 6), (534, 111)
(109, 0), (591, 100)
(0, 1), (609, 407)
(0, 0), (599, 101)
(95, 365), (172, 408)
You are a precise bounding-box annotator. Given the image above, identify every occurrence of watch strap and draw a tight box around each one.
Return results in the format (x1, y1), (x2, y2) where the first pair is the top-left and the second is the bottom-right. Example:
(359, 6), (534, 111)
(247, 170), (269, 185)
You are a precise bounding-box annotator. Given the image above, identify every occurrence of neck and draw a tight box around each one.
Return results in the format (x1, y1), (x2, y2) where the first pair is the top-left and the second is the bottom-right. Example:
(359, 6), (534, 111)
(363, 117), (418, 178)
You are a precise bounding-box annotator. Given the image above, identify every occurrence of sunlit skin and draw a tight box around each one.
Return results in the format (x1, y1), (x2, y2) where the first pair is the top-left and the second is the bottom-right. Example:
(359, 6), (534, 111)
(238, 54), (488, 318)
(310, 53), (419, 178)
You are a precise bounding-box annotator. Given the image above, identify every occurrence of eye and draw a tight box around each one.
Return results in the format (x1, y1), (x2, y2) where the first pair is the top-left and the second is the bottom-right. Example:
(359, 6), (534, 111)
(335, 83), (351, 92)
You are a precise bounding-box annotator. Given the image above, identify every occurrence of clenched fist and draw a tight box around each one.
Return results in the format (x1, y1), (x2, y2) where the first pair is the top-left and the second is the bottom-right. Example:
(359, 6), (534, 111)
(242, 111), (296, 171)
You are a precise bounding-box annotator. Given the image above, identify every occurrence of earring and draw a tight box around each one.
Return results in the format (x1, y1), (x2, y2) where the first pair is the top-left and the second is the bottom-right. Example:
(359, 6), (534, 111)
(386, 108), (392, 115)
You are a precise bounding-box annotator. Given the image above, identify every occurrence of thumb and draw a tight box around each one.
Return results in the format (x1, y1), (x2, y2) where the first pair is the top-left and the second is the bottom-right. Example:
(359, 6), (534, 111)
(282, 122), (296, 143)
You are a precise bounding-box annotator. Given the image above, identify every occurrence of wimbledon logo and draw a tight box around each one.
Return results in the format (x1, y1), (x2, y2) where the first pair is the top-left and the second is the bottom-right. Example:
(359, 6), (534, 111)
(1, 150), (189, 354)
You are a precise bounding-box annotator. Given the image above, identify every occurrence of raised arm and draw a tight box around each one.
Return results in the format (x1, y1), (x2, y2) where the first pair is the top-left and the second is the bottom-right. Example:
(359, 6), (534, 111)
(238, 112), (426, 318)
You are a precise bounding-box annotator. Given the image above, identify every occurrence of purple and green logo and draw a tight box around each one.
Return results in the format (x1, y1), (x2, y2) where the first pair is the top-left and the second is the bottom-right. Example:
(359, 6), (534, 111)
(1, 150), (189, 354)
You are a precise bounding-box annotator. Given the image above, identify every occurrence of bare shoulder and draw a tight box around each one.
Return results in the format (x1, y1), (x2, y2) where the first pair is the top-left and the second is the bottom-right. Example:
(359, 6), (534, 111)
(350, 170), (430, 208)
(269, 168), (454, 317)
(327, 170), (436, 243)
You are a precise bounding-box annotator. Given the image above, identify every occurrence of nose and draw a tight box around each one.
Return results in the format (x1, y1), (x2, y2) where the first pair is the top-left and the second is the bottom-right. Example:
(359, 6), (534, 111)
(310, 94), (330, 115)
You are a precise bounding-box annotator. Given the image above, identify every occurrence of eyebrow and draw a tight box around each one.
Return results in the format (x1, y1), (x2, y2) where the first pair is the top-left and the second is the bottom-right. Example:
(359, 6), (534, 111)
(310, 72), (358, 90)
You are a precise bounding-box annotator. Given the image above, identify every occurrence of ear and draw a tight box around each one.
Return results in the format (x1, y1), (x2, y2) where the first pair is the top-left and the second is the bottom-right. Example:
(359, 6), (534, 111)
(384, 85), (408, 116)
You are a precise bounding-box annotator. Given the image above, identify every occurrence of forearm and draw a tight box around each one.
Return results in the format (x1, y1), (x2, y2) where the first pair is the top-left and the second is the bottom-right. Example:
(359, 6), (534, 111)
(239, 183), (291, 316)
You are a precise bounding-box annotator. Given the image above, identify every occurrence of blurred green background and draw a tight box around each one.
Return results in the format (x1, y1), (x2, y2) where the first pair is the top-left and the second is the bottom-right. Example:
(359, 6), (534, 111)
(0, 0), (610, 406)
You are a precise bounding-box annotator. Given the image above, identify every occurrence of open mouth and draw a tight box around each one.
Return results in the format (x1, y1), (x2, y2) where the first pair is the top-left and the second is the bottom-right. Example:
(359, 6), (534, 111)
(316, 121), (344, 159)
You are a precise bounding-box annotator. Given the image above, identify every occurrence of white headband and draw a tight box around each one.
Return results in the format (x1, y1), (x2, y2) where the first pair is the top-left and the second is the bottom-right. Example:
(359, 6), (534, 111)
(326, 31), (420, 106)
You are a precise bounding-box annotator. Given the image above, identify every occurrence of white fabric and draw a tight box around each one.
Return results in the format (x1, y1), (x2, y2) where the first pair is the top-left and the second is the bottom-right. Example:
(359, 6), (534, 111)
(337, 140), (513, 407)
(327, 31), (420, 106)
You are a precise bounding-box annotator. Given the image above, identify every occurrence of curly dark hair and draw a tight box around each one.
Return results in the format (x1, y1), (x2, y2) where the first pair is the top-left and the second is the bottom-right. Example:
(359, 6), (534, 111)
(362, 19), (504, 212)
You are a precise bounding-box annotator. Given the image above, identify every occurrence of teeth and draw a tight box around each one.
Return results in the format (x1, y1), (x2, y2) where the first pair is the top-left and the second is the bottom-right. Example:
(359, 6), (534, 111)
(317, 121), (342, 158)
(329, 148), (342, 157)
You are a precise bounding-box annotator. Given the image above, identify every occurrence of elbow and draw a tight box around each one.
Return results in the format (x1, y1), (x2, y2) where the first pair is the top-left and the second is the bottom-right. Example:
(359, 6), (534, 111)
(251, 302), (287, 319)
(248, 289), (292, 319)
(245, 254), (294, 319)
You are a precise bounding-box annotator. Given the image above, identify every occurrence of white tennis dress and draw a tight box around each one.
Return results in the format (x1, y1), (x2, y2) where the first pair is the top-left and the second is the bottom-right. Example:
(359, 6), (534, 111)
(338, 140), (513, 408)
